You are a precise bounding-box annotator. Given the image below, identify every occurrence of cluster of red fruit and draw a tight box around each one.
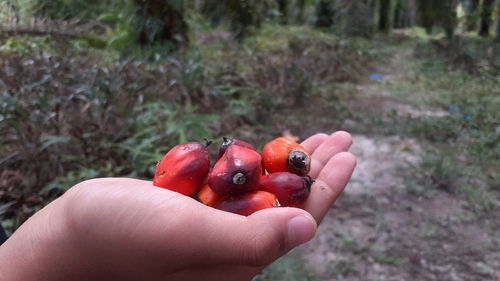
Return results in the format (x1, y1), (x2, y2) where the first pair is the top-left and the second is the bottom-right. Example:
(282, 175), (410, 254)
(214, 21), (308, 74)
(153, 137), (314, 216)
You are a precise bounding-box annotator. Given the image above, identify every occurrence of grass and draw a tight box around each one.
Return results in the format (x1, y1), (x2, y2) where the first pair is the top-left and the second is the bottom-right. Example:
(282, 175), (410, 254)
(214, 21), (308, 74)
(408, 41), (499, 211)
(252, 254), (318, 281)
(348, 35), (499, 212)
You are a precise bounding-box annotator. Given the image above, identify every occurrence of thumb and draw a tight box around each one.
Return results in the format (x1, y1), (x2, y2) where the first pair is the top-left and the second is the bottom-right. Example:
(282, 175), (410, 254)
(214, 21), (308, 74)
(189, 206), (317, 267)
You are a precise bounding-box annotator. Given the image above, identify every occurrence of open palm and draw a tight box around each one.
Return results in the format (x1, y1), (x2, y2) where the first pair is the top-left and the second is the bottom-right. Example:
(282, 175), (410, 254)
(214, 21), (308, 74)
(0, 131), (356, 281)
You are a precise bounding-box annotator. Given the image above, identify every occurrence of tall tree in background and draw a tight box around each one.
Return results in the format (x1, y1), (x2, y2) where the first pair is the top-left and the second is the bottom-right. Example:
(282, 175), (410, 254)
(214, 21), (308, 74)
(393, 0), (407, 28)
(315, 0), (334, 28)
(442, 0), (457, 40)
(418, 0), (437, 33)
(378, 0), (391, 32)
(344, 0), (374, 37)
(462, 0), (480, 31)
(278, 0), (288, 24)
(479, 0), (494, 36)
(394, 0), (417, 28)
(201, 0), (272, 39)
(496, 0), (500, 40)
(417, 0), (457, 38)
(134, 0), (188, 46)
(296, 0), (306, 24)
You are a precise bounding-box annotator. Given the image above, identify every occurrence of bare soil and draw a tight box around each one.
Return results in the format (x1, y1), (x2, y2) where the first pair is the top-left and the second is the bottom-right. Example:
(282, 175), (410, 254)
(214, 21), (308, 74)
(296, 46), (500, 281)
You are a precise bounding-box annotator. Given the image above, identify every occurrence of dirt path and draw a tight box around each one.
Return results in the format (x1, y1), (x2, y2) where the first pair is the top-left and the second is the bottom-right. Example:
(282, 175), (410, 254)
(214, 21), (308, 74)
(296, 45), (500, 281)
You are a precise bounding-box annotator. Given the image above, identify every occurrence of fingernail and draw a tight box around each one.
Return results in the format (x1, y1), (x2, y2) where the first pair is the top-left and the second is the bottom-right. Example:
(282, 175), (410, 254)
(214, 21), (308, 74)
(287, 214), (317, 248)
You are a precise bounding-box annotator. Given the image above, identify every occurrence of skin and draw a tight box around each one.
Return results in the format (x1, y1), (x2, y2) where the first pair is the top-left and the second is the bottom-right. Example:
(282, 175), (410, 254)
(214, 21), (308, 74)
(0, 131), (355, 281)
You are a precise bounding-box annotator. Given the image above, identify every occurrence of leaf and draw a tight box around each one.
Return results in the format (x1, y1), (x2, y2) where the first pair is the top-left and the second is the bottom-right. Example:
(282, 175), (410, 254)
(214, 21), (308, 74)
(39, 135), (71, 152)
(97, 13), (121, 23)
(39, 168), (100, 194)
(108, 31), (133, 50)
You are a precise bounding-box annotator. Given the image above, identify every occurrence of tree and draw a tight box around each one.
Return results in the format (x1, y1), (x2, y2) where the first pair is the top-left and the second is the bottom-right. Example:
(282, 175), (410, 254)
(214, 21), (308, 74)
(417, 0), (457, 38)
(496, 0), (500, 40)
(278, 0), (288, 24)
(479, 0), (494, 37)
(394, 0), (417, 28)
(315, 0), (334, 28)
(200, 0), (272, 39)
(442, 0), (458, 40)
(296, 0), (306, 24)
(393, 0), (407, 28)
(418, 0), (437, 33)
(379, 0), (391, 32)
(462, 0), (480, 31)
(134, 0), (188, 46)
(344, 0), (375, 37)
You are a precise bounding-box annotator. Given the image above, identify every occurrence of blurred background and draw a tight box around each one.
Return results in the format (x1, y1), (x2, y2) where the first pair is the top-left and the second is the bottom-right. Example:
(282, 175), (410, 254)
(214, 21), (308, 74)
(0, 0), (499, 280)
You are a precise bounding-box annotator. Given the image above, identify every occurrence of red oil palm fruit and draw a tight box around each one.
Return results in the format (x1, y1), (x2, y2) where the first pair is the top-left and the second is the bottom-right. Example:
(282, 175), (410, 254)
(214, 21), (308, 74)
(194, 183), (223, 207)
(215, 191), (279, 216)
(262, 137), (311, 176)
(259, 172), (314, 207)
(153, 142), (210, 196)
(218, 137), (257, 159)
(208, 145), (263, 197)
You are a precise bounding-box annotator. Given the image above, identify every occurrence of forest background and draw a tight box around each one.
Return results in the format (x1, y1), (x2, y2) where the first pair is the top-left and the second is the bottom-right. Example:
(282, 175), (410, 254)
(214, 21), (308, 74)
(1, 0), (499, 280)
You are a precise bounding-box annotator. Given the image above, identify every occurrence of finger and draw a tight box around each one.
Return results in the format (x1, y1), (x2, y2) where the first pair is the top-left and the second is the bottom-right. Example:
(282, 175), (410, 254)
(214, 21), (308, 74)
(300, 133), (328, 154)
(169, 205), (317, 267)
(303, 152), (356, 224)
(64, 179), (315, 277)
(309, 131), (353, 178)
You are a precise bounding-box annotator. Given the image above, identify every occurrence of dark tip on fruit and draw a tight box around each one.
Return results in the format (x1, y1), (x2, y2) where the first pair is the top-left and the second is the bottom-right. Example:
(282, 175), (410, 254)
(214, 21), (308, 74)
(304, 176), (314, 192)
(204, 138), (213, 147)
(288, 148), (311, 176)
(232, 172), (247, 185)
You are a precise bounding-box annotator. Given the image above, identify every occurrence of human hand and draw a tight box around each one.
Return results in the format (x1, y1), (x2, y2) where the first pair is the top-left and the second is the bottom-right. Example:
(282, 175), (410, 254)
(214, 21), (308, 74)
(0, 131), (355, 281)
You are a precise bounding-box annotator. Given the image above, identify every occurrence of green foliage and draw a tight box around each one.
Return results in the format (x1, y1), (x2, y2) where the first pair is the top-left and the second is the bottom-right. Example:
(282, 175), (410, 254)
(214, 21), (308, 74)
(31, 0), (108, 19)
(0, 36), (52, 55)
(253, 254), (318, 281)
(402, 40), (498, 211)
(40, 167), (101, 194)
(0, 23), (378, 230)
(372, 251), (409, 266)
(0, 46), (220, 199)
(121, 102), (218, 176)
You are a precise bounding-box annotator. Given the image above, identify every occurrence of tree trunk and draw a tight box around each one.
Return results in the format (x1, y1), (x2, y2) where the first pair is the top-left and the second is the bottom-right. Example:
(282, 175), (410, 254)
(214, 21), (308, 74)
(463, 0), (480, 31)
(278, 0), (288, 24)
(442, 0), (457, 40)
(134, 0), (188, 46)
(297, 0), (306, 24)
(394, 0), (411, 28)
(407, 0), (418, 26)
(418, 0), (435, 34)
(379, 0), (391, 32)
(393, 0), (402, 28)
(315, 0), (334, 28)
(479, 0), (494, 37)
(345, 0), (374, 37)
(497, 0), (500, 41)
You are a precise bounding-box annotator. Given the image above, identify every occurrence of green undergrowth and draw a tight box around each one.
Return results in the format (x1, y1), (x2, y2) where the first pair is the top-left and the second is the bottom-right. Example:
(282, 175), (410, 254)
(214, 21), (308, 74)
(371, 38), (499, 211)
(411, 42), (498, 210)
(339, 35), (498, 211)
(0, 23), (377, 231)
(253, 254), (318, 281)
